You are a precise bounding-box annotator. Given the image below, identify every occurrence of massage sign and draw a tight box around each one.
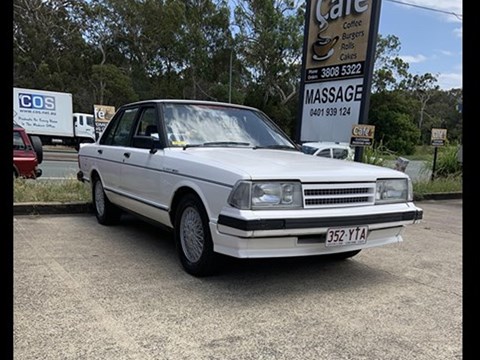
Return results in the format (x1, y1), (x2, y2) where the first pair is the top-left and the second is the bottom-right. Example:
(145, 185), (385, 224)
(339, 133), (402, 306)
(297, 0), (381, 144)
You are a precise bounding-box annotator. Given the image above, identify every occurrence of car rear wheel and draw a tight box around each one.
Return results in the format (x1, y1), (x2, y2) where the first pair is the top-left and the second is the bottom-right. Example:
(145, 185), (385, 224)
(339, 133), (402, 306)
(92, 176), (121, 225)
(29, 135), (43, 164)
(174, 194), (217, 276)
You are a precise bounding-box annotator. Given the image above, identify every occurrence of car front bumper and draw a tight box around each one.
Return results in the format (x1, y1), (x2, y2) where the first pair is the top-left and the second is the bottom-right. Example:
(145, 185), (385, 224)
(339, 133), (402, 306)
(212, 203), (423, 258)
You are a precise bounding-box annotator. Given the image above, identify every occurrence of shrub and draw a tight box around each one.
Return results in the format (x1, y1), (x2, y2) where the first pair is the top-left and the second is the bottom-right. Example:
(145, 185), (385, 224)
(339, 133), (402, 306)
(434, 144), (462, 178)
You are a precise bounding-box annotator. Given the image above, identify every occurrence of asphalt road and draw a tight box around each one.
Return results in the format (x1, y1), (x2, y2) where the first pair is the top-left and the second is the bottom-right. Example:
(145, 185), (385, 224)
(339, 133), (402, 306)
(13, 199), (462, 360)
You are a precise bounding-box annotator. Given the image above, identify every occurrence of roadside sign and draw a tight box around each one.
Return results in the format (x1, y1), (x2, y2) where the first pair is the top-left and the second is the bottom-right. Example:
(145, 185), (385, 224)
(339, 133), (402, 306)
(297, 0), (382, 145)
(93, 105), (116, 139)
(350, 124), (375, 146)
(431, 128), (447, 146)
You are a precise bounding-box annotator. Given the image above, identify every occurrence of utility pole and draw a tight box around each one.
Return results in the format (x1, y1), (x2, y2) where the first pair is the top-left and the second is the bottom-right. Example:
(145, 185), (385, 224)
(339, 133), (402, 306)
(228, 49), (232, 103)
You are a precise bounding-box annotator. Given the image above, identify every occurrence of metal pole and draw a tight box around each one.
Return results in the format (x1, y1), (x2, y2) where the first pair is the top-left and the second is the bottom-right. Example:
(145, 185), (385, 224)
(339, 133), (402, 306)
(431, 146), (438, 181)
(228, 49), (232, 103)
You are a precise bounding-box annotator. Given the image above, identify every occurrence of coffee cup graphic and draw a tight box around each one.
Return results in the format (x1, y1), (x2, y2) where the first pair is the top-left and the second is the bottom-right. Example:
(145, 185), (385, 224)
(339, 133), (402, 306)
(312, 35), (339, 61)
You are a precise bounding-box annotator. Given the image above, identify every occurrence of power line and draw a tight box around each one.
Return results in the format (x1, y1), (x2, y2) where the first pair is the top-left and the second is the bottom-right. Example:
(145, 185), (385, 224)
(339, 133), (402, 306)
(385, 0), (462, 21)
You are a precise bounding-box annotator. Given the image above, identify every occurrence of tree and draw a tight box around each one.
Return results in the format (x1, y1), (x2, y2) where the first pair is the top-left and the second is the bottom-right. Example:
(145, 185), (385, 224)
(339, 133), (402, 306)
(13, 0), (94, 102)
(402, 73), (439, 143)
(234, 0), (305, 107)
(371, 34), (410, 93)
(368, 91), (420, 155)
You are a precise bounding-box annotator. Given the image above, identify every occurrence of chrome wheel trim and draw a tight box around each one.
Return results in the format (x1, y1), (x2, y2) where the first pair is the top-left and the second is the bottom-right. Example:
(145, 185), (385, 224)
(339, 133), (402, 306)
(180, 206), (204, 263)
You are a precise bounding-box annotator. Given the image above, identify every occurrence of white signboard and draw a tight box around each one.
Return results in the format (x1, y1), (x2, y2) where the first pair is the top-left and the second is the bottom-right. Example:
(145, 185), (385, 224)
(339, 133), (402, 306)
(297, 0), (381, 147)
(13, 87), (74, 137)
(300, 78), (363, 143)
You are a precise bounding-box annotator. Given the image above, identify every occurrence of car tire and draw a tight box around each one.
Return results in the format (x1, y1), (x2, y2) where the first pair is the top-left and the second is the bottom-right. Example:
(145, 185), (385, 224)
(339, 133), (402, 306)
(174, 193), (217, 277)
(29, 135), (43, 164)
(327, 249), (362, 260)
(92, 176), (122, 225)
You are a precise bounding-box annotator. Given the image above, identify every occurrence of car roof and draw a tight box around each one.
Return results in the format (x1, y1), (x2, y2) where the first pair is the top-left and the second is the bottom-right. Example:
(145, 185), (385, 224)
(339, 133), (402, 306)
(119, 99), (260, 112)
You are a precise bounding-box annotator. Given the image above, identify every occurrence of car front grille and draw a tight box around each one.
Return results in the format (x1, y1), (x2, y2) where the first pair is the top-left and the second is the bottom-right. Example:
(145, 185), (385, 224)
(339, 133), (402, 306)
(303, 182), (376, 208)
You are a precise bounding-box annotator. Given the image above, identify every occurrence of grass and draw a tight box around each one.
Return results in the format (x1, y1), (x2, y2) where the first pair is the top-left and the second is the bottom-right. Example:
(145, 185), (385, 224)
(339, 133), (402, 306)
(14, 177), (91, 203)
(13, 173), (462, 204)
(413, 175), (462, 198)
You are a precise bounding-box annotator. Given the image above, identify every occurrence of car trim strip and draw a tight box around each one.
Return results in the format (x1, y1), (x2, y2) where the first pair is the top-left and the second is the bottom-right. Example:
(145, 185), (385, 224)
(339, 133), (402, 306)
(104, 187), (170, 212)
(218, 210), (423, 231)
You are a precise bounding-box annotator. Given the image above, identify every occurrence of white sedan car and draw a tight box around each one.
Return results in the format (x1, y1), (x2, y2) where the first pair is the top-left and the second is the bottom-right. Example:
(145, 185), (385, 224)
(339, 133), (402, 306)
(77, 100), (423, 276)
(301, 141), (355, 160)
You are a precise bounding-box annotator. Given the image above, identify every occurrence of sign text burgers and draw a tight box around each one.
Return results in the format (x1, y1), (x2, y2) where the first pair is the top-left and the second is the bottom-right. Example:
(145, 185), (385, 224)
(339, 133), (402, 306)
(297, 0), (381, 144)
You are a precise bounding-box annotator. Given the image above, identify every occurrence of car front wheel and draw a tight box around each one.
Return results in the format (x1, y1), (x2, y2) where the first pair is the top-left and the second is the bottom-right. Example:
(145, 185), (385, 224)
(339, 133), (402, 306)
(92, 176), (121, 225)
(174, 194), (217, 276)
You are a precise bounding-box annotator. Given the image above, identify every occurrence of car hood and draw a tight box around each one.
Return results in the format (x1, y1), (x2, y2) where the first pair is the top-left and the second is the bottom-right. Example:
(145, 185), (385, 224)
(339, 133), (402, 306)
(168, 148), (408, 183)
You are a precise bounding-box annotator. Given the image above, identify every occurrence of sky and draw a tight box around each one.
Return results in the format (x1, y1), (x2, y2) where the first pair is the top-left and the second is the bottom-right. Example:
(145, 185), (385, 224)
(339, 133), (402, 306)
(377, 0), (462, 90)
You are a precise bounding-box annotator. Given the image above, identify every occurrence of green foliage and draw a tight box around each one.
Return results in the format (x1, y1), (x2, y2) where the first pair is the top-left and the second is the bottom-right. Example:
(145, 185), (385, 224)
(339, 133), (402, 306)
(92, 64), (139, 107)
(360, 140), (393, 166)
(434, 145), (462, 178)
(372, 34), (410, 92)
(413, 175), (462, 199)
(368, 91), (420, 154)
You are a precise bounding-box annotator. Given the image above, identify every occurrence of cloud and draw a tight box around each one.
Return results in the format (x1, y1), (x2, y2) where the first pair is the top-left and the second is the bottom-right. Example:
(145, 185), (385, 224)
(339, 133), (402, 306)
(437, 72), (462, 90)
(390, 0), (462, 23)
(438, 50), (453, 56)
(399, 54), (427, 64)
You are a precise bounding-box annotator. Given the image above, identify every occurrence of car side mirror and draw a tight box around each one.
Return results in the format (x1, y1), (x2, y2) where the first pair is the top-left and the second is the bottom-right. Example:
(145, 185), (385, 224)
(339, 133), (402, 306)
(149, 137), (162, 154)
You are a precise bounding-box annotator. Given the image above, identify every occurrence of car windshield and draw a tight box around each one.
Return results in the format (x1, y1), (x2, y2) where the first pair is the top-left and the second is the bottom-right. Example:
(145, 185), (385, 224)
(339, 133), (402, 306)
(301, 145), (318, 155)
(163, 103), (296, 149)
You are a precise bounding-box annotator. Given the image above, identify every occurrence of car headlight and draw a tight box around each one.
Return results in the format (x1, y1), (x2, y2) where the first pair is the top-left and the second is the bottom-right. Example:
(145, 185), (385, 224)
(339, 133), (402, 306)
(228, 181), (303, 210)
(375, 179), (411, 204)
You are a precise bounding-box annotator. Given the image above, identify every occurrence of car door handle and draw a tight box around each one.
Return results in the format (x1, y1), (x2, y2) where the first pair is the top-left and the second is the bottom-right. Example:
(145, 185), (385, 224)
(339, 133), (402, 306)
(124, 152), (130, 158)
(97, 149), (103, 154)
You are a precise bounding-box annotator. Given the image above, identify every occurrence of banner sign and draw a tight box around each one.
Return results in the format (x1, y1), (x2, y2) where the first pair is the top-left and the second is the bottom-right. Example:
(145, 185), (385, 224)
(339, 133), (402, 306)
(297, 0), (381, 144)
(93, 105), (116, 139)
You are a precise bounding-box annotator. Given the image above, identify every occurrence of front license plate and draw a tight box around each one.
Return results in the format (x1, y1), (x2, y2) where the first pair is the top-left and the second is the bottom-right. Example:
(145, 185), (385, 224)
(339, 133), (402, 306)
(325, 226), (368, 247)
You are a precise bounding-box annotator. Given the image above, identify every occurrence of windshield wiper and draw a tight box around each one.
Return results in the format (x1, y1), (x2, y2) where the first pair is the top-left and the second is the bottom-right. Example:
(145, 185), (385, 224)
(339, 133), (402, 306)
(253, 145), (298, 151)
(183, 141), (250, 150)
(203, 141), (251, 147)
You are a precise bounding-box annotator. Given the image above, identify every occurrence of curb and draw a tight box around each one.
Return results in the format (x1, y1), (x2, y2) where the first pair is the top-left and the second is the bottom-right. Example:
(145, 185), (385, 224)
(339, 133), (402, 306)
(14, 202), (93, 216)
(14, 193), (462, 216)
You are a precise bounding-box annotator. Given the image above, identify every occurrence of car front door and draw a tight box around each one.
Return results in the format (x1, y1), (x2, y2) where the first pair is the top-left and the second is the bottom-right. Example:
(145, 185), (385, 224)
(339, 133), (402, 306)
(95, 107), (139, 200)
(119, 105), (171, 225)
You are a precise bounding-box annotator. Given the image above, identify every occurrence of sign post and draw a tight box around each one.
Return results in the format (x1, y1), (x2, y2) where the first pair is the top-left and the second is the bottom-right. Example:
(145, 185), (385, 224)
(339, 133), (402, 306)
(296, 0), (382, 162)
(430, 128), (447, 181)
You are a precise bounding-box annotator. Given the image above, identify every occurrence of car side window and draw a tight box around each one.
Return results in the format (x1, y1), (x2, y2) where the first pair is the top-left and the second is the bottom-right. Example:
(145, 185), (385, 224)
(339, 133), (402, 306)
(333, 148), (348, 159)
(13, 131), (26, 150)
(134, 107), (158, 138)
(316, 149), (331, 158)
(101, 108), (139, 146)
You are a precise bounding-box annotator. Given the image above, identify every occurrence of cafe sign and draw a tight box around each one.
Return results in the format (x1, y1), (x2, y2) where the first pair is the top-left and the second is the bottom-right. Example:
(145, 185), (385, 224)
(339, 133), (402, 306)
(297, 0), (381, 144)
(431, 128), (447, 146)
(350, 124), (375, 146)
(93, 104), (116, 139)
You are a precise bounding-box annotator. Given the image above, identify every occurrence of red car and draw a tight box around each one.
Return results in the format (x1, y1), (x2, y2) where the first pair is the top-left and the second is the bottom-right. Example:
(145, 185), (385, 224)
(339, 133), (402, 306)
(13, 125), (43, 179)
